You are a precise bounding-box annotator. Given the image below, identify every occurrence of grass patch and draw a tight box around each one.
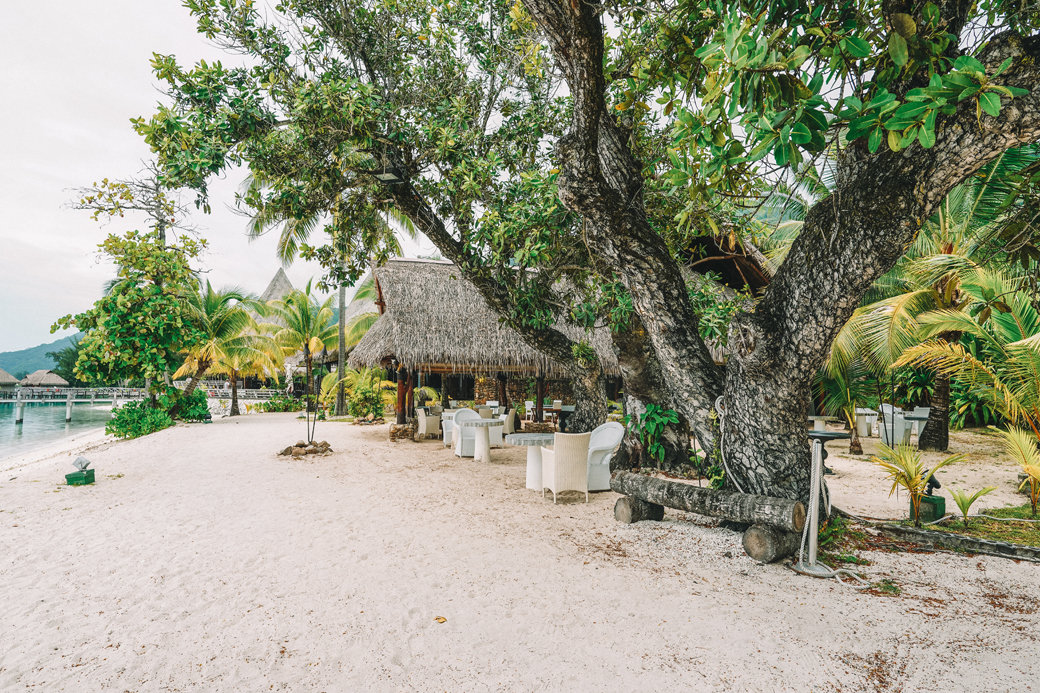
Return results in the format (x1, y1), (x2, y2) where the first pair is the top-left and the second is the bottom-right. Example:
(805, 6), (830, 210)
(871, 578), (902, 596)
(912, 504), (1039, 547)
(818, 516), (873, 566)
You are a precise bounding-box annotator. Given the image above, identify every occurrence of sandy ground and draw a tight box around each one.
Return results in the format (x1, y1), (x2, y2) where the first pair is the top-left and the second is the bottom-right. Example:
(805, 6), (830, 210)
(1, 414), (1037, 692)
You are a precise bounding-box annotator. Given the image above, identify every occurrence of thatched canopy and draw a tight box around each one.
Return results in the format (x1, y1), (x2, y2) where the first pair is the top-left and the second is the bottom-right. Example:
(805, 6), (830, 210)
(349, 259), (620, 377)
(0, 367), (18, 386)
(20, 370), (69, 387)
(259, 267), (296, 303)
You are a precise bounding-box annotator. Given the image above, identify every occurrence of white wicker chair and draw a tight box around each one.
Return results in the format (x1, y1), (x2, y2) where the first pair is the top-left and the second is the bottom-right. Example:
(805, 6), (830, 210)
(525, 401), (535, 422)
(587, 422), (624, 491)
(477, 407), (493, 419)
(416, 409), (440, 439)
(551, 399), (562, 423)
(541, 432), (592, 503)
(499, 408), (517, 435)
(453, 408), (480, 457)
(442, 418), (455, 447)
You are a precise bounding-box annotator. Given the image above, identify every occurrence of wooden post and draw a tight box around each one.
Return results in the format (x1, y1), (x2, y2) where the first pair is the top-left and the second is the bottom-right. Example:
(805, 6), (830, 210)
(15, 391), (25, 424)
(395, 363), (407, 424)
(535, 373), (545, 423)
(405, 369), (416, 418)
(65, 393), (73, 422)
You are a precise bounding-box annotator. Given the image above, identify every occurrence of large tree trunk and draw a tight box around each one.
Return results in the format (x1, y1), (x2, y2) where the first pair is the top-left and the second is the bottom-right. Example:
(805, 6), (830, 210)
(919, 371), (950, 451)
(611, 318), (692, 473)
(182, 362), (209, 397)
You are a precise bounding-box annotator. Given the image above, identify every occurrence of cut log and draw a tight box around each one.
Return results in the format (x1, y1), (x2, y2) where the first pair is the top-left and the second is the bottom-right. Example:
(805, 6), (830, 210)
(611, 471), (805, 533)
(614, 496), (664, 524)
(742, 524), (802, 563)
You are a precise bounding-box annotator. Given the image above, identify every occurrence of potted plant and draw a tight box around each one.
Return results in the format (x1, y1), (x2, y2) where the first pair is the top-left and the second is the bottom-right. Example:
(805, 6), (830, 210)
(871, 444), (963, 527)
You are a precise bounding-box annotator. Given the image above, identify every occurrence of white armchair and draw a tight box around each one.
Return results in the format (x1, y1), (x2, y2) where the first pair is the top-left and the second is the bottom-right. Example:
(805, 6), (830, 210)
(587, 422), (624, 491)
(453, 408), (480, 457)
(442, 418), (455, 448)
(416, 409), (440, 439)
(541, 432), (592, 503)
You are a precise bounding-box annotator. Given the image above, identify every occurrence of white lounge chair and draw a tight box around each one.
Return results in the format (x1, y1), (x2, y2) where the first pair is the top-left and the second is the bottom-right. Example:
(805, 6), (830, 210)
(541, 432), (592, 503)
(416, 409), (440, 439)
(587, 421), (624, 491)
(453, 408), (480, 457)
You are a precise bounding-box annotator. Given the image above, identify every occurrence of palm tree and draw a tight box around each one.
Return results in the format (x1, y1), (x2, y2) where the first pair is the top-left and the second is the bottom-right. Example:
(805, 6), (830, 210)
(175, 282), (256, 396)
(263, 282), (339, 442)
(211, 336), (283, 416)
(896, 270), (1040, 439)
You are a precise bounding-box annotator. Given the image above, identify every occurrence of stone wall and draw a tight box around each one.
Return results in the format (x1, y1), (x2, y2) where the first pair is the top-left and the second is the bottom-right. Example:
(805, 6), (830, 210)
(473, 375), (574, 409)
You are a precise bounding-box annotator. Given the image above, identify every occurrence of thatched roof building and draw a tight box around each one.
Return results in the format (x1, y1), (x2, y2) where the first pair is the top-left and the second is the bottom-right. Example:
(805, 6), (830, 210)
(349, 259), (620, 377)
(0, 367), (18, 389)
(259, 267), (296, 303)
(20, 370), (69, 387)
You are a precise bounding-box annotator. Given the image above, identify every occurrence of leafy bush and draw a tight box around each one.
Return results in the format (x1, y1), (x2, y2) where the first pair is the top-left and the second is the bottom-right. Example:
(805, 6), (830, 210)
(949, 377), (1002, 429)
(348, 384), (383, 419)
(106, 400), (175, 439)
(256, 394), (304, 413)
(160, 388), (210, 421)
(626, 404), (680, 463)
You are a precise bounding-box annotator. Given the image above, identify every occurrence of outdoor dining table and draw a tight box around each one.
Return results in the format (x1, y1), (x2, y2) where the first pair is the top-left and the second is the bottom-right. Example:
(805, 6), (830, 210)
(903, 413), (930, 447)
(506, 432), (556, 490)
(460, 419), (504, 464)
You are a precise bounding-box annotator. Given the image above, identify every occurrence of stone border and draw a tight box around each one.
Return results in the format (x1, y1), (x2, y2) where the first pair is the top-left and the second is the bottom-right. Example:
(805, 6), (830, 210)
(877, 524), (1040, 562)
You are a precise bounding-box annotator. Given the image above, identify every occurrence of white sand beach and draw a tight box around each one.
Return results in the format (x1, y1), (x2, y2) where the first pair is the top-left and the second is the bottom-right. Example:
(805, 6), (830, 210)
(1, 413), (1037, 691)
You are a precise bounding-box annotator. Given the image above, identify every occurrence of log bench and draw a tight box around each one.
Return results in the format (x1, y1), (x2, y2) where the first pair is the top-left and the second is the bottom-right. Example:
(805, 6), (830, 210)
(610, 471), (806, 563)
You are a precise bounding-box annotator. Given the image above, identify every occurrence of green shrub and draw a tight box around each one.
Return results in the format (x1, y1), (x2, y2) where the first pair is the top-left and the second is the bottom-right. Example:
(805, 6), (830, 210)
(348, 384), (383, 419)
(257, 394), (304, 413)
(106, 400), (175, 439)
(160, 388), (210, 421)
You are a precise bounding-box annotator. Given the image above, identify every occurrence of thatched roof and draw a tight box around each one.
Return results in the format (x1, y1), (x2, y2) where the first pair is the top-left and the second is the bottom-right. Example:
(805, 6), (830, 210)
(0, 367), (18, 386)
(349, 259), (620, 377)
(259, 267), (295, 303)
(20, 370), (69, 387)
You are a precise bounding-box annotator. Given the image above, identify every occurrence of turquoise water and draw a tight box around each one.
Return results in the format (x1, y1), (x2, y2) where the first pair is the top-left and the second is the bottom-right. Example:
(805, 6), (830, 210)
(0, 402), (113, 461)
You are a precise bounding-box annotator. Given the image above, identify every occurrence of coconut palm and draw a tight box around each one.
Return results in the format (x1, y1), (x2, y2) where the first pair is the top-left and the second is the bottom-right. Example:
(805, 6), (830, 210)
(815, 356), (876, 454)
(211, 336), (283, 416)
(175, 282), (256, 396)
(263, 282), (339, 442)
(896, 270), (1040, 442)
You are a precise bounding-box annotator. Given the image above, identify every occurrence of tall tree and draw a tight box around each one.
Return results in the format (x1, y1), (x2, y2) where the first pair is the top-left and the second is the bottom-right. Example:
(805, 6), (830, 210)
(174, 281), (258, 396)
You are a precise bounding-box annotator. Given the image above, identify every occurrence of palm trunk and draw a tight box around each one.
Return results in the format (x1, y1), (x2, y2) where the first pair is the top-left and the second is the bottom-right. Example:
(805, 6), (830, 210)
(305, 352), (315, 443)
(335, 278), (347, 416)
(918, 371), (950, 451)
(230, 370), (240, 416)
(183, 363), (209, 397)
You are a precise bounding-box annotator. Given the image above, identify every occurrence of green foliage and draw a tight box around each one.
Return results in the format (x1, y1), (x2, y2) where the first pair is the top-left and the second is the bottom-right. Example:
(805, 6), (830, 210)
(871, 443), (963, 527)
(45, 338), (86, 387)
(257, 394), (304, 413)
(105, 400), (175, 439)
(993, 427), (1040, 517)
(949, 375), (1001, 429)
(627, 404), (680, 464)
(892, 367), (933, 408)
(949, 487), (997, 527)
(52, 231), (206, 387)
(348, 384), (383, 420)
(159, 388), (210, 421)
(687, 272), (748, 345)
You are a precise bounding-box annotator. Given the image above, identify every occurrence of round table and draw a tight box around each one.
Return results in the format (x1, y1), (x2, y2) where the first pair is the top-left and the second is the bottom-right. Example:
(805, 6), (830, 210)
(506, 433), (556, 490)
(808, 430), (850, 475)
(460, 419), (504, 463)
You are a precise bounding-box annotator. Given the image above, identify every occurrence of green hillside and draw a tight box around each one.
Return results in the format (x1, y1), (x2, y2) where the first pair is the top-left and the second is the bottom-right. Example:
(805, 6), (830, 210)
(0, 334), (82, 379)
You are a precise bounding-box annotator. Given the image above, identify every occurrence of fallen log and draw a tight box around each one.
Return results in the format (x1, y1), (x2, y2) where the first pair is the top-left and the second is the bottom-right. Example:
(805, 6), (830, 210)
(611, 471), (806, 533)
(742, 524), (802, 563)
(614, 496), (664, 524)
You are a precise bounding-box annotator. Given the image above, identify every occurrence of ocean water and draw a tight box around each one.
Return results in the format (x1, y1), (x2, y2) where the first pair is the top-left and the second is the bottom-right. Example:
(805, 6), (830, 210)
(0, 402), (113, 461)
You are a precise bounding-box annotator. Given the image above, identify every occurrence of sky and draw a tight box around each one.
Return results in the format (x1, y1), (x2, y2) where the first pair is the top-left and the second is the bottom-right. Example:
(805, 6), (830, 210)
(0, 1), (433, 353)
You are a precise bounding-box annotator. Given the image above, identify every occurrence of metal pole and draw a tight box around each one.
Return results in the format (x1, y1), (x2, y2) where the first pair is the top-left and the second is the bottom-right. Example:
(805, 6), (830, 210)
(66, 394), (73, 422)
(15, 391), (25, 424)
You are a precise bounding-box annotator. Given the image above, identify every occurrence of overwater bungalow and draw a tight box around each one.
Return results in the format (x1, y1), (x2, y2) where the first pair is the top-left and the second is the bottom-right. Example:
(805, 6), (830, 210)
(19, 370), (70, 388)
(0, 367), (18, 391)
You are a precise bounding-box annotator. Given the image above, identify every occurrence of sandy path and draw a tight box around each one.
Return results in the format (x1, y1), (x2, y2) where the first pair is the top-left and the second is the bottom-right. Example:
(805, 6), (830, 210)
(1, 414), (1037, 691)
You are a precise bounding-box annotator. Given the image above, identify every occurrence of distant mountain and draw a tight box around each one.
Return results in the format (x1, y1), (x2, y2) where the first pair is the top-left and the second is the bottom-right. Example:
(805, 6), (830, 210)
(0, 334), (82, 379)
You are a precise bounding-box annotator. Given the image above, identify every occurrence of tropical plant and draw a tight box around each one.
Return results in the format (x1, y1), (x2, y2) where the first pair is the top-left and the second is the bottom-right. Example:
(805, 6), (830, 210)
(210, 337), (282, 416)
(174, 281), (257, 396)
(627, 405), (681, 465)
(262, 282), (338, 442)
(348, 384), (384, 420)
(897, 271), (1040, 440)
(994, 427), (1040, 517)
(413, 386), (439, 406)
(106, 400), (175, 439)
(870, 444), (963, 527)
(46, 338), (85, 387)
(816, 357), (876, 455)
(949, 487), (997, 528)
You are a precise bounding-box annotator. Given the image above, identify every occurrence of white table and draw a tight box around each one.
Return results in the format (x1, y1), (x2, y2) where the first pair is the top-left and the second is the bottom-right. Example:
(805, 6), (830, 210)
(506, 432), (556, 490)
(460, 419), (504, 463)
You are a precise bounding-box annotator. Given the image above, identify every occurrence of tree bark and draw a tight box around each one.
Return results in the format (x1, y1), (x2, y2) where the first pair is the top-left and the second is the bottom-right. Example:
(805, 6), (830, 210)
(613, 496), (664, 524)
(182, 362), (210, 397)
(742, 524), (801, 563)
(229, 369), (240, 416)
(611, 472), (806, 533)
(919, 371), (950, 451)
(395, 363), (407, 424)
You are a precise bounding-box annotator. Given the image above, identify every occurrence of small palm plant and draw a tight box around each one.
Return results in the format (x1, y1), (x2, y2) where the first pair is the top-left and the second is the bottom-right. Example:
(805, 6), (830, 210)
(949, 487), (996, 528)
(871, 444), (963, 527)
(995, 427), (1040, 517)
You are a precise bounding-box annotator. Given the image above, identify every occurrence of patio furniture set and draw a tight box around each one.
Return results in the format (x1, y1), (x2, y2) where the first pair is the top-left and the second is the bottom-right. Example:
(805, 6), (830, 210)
(415, 404), (625, 503)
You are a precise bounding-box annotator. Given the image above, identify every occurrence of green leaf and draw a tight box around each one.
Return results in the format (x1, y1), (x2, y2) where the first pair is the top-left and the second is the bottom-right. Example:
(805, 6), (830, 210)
(979, 91), (1001, 118)
(868, 128), (883, 153)
(889, 33), (909, 67)
(841, 36), (872, 59)
(917, 125), (935, 148)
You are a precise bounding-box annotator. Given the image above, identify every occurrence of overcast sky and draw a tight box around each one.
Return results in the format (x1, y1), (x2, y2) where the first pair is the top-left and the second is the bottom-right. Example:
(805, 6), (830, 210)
(0, 1), (432, 353)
